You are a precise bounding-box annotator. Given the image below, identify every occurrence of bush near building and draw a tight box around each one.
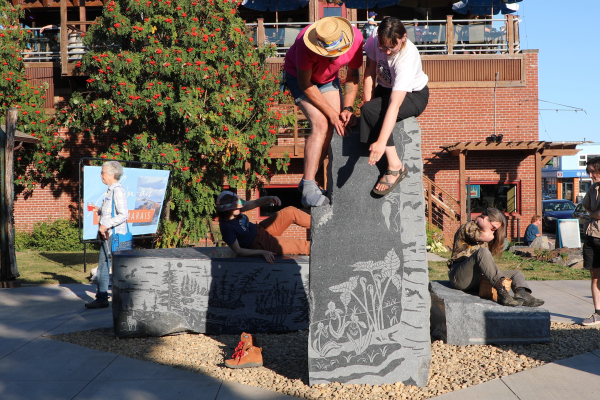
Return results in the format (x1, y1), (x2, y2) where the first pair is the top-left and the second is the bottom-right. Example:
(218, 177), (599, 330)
(0, 0), (68, 190)
(57, 0), (293, 247)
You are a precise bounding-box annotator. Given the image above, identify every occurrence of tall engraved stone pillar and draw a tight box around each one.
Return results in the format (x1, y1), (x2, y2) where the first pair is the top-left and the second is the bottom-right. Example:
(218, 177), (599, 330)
(308, 117), (431, 386)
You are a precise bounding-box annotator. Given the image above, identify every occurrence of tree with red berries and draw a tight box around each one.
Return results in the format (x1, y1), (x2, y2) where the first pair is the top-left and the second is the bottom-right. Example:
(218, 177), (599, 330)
(65, 0), (291, 246)
(0, 0), (67, 190)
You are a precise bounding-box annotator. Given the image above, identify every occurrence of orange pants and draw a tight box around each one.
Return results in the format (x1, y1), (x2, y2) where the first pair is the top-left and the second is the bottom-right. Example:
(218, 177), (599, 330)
(251, 206), (311, 255)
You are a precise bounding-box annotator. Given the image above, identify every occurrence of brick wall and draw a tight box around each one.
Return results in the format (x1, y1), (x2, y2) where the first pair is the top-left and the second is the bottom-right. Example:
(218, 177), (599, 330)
(14, 52), (539, 244)
(14, 128), (112, 231)
(420, 52), (539, 242)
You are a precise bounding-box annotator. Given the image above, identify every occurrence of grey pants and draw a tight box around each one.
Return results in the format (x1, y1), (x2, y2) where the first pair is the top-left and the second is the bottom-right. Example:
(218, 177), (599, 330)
(449, 248), (530, 292)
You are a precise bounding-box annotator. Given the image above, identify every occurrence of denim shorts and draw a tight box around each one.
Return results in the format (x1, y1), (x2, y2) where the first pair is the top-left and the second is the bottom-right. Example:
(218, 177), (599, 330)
(284, 71), (342, 104)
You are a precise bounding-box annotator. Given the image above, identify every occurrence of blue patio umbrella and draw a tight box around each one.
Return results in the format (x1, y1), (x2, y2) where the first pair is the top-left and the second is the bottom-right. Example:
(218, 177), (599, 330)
(241, 0), (309, 12)
(452, 0), (522, 15)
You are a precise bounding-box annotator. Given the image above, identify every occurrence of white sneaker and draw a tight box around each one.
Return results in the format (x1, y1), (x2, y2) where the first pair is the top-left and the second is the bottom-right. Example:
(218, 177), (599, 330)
(582, 313), (600, 326)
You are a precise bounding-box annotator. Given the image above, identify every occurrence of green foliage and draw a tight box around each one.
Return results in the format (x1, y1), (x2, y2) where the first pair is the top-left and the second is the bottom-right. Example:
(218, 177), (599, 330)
(18, 219), (84, 251)
(63, 0), (293, 247)
(0, 1), (67, 190)
(534, 249), (552, 263)
(426, 222), (444, 247)
(14, 230), (32, 252)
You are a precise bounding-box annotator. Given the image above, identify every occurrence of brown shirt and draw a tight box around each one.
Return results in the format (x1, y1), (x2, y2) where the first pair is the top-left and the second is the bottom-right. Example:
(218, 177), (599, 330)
(583, 183), (600, 238)
(448, 221), (488, 267)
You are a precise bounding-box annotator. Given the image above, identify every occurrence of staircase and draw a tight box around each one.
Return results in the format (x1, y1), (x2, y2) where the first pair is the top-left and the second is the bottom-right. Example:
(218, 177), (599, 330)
(424, 176), (461, 244)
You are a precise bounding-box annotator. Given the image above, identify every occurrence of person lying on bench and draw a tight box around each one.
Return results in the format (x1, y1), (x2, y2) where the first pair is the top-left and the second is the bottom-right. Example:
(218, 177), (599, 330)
(216, 191), (311, 263)
(447, 208), (544, 307)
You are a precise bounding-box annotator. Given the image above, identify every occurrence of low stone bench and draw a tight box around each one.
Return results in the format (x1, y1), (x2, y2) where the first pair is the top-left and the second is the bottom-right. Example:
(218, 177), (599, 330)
(430, 281), (550, 346)
(111, 247), (309, 338)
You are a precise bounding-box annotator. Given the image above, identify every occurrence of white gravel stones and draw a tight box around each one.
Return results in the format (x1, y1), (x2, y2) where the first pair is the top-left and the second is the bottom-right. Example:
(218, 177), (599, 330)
(48, 322), (600, 399)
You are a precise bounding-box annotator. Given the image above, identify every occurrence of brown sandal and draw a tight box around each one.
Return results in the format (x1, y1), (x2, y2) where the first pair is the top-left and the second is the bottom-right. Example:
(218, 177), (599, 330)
(373, 167), (408, 196)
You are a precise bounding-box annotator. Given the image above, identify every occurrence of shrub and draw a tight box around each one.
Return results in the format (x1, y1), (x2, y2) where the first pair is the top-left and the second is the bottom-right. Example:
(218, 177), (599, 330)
(14, 230), (32, 252)
(19, 219), (84, 251)
(63, 0), (293, 247)
(426, 222), (444, 247)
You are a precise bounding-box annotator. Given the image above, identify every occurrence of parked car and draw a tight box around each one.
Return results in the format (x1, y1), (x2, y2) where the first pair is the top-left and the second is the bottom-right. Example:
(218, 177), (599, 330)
(572, 203), (590, 236)
(542, 199), (577, 232)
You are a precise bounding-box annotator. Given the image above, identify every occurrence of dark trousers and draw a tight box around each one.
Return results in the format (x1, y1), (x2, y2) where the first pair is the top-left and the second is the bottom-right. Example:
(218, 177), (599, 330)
(583, 235), (600, 270)
(449, 248), (530, 291)
(359, 85), (429, 145)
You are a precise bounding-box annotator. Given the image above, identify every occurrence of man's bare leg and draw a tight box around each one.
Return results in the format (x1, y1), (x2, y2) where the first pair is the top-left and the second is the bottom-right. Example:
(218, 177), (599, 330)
(297, 90), (341, 207)
(592, 268), (600, 310)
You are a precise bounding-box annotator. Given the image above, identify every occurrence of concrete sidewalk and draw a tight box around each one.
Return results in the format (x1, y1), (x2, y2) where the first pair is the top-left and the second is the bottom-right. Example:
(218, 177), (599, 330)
(432, 280), (600, 400)
(0, 281), (598, 400)
(0, 284), (294, 400)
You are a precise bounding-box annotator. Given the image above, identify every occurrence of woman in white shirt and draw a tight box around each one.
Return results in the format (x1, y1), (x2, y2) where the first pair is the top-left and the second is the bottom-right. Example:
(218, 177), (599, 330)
(359, 17), (429, 195)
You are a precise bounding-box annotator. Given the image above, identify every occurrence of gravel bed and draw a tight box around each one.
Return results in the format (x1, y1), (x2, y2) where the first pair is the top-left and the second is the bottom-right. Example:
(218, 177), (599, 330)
(48, 323), (600, 399)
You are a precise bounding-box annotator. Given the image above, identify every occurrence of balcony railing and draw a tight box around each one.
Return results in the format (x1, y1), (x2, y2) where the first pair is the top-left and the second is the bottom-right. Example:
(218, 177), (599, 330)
(21, 26), (87, 64)
(250, 15), (520, 56)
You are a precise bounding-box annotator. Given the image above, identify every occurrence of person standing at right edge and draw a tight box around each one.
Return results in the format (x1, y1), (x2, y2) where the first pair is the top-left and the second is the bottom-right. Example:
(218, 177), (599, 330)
(581, 157), (600, 326)
(360, 17), (429, 195)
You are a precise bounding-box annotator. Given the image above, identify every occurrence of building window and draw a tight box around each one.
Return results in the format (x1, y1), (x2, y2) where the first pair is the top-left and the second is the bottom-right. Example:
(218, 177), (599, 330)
(463, 181), (520, 214)
(580, 155), (587, 167)
(586, 154), (600, 166)
(258, 185), (304, 218)
(544, 178), (557, 199)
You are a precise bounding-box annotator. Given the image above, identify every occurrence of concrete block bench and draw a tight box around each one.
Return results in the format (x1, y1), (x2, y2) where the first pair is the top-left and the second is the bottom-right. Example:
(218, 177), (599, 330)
(111, 247), (309, 337)
(430, 281), (550, 346)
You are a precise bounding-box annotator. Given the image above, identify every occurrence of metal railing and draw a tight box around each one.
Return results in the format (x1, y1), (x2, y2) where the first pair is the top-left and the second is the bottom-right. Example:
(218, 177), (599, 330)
(20, 27), (88, 63)
(251, 15), (520, 56)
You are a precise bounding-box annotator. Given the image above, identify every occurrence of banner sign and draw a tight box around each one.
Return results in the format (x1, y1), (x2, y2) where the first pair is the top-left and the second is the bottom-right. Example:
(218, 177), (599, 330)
(466, 184), (480, 198)
(82, 166), (170, 240)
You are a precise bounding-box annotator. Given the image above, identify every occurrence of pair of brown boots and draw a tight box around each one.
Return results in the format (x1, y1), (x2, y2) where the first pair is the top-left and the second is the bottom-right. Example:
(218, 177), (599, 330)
(224, 332), (263, 369)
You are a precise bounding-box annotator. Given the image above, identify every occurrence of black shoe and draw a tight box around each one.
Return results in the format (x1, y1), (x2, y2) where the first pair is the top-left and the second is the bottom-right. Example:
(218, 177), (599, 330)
(514, 287), (545, 307)
(494, 279), (521, 307)
(85, 299), (109, 309)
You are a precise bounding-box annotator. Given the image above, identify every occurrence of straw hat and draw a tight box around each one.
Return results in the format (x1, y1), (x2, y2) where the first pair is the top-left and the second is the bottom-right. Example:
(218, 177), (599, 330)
(303, 17), (355, 58)
(216, 191), (246, 212)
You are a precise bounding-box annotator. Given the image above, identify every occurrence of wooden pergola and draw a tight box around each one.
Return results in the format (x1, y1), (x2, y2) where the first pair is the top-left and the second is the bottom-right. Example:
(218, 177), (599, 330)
(440, 141), (581, 220)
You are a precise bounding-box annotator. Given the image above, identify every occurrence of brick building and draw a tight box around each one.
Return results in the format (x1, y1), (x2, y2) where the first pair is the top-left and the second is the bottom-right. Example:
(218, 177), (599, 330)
(12, 0), (579, 245)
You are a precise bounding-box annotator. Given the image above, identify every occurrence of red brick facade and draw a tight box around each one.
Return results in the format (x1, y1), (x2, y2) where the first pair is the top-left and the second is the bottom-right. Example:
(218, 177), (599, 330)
(14, 52), (539, 244)
(420, 51), (539, 242)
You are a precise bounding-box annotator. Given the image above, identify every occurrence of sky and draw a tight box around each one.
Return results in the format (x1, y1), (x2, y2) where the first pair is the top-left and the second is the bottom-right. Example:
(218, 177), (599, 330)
(518, 0), (600, 143)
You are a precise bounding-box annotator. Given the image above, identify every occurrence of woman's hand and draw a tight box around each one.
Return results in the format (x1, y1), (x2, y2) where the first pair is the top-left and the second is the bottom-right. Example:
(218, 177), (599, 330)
(368, 141), (387, 165)
(98, 224), (109, 240)
(262, 250), (276, 264)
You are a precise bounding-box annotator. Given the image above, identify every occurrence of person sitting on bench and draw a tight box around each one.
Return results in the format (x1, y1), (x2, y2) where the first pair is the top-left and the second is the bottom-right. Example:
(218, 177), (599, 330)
(447, 208), (544, 307)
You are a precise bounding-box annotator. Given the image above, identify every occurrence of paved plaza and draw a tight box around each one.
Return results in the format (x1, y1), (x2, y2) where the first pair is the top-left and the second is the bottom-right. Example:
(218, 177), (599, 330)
(0, 280), (598, 399)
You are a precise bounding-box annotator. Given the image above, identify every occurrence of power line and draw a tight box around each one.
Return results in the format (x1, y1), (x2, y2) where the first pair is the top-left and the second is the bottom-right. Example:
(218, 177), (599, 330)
(521, 98), (587, 113)
(538, 99), (586, 113)
(538, 112), (552, 141)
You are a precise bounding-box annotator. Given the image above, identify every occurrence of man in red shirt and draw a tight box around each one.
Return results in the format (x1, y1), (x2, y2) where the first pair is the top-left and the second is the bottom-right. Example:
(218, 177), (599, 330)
(283, 17), (363, 207)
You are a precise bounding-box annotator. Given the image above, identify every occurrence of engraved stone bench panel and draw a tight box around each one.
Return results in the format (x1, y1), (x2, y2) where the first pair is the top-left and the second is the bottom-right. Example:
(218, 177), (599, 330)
(430, 281), (551, 346)
(112, 247), (309, 337)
